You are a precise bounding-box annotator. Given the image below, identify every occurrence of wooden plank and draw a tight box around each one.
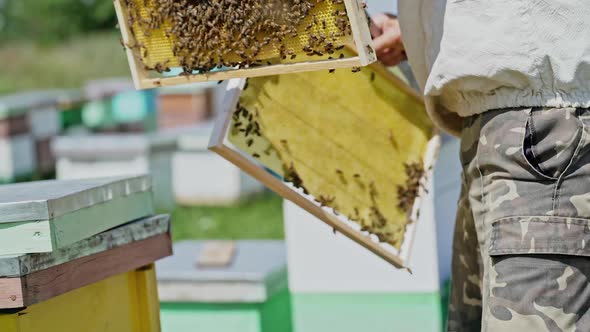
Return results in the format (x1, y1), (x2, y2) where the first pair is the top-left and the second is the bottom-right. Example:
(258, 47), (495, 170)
(0, 278), (24, 309)
(133, 265), (162, 332)
(197, 241), (236, 268)
(113, 0), (151, 90)
(137, 57), (363, 89)
(0, 232), (172, 309)
(344, 0), (377, 65)
(0, 215), (170, 278)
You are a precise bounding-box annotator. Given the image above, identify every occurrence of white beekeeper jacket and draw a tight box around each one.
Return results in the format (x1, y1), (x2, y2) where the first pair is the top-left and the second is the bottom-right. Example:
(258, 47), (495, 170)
(398, 0), (590, 136)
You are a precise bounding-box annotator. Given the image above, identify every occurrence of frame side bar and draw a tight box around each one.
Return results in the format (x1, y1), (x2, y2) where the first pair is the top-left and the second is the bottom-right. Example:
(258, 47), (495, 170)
(344, 0), (377, 66)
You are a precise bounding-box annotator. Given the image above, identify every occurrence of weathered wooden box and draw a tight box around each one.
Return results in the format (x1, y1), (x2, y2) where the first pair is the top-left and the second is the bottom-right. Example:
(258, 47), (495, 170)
(209, 62), (439, 268)
(156, 240), (290, 332)
(0, 95), (37, 182)
(113, 0), (375, 89)
(0, 215), (172, 332)
(173, 123), (265, 206)
(157, 83), (215, 129)
(0, 176), (154, 255)
(52, 133), (177, 211)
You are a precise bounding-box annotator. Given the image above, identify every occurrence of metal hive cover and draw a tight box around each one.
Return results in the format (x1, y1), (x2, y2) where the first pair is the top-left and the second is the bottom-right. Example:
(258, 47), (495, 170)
(0, 175), (152, 224)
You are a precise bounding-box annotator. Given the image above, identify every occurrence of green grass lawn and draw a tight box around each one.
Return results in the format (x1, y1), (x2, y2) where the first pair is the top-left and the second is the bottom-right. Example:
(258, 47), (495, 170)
(170, 192), (285, 241)
(0, 32), (129, 95)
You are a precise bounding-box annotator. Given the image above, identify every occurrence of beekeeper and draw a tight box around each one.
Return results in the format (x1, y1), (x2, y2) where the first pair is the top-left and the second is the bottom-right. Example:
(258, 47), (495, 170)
(371, 2), (590, 331)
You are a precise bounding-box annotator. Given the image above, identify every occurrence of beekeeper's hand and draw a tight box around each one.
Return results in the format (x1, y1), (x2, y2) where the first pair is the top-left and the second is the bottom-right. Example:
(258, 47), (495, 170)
(370, 13), (407, 66)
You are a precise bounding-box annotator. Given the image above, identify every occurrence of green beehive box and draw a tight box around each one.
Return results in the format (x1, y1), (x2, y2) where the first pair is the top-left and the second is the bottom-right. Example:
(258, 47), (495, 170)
(0, 175), (154, 255)
(55, 89), (86, 132)
(156, 240), (292, 332)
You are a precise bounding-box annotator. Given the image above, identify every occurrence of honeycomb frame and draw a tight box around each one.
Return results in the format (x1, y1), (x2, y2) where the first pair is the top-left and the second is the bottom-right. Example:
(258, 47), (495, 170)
(208, 62), (440, 269)
(113, 0), (377, 89)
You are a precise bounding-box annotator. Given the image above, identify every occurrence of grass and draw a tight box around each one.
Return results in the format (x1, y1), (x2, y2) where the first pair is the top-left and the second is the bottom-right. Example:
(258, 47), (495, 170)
(0, 32), (130, 95)
(170, 192), (285, 241)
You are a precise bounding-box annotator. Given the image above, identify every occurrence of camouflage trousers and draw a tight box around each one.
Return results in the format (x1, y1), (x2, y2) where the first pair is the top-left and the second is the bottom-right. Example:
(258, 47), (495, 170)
(448, 107), (590, 332)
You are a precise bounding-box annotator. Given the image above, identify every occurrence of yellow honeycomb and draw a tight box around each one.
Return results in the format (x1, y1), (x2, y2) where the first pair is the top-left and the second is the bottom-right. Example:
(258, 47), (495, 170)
(124, 0), (355, 68)
(228, 63), (434, 249)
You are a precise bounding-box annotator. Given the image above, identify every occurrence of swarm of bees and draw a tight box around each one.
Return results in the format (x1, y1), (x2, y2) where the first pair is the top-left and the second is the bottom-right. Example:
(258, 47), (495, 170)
(123, 0), (353, 75)
(397, 161), (426, 214)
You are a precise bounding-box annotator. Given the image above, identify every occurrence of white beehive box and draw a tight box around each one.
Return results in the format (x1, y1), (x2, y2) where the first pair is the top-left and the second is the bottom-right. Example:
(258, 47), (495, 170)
(52, 132), (177, 211)
(283, 136), (462, 332)
(173, 122), (265, 206)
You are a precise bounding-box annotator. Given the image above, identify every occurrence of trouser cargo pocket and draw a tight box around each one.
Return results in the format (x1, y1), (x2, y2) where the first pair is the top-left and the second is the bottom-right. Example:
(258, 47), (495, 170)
(486, 216), (590, 331)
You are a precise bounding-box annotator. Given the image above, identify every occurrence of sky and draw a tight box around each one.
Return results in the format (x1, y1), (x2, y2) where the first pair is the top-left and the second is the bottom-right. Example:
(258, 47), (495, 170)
(365, 0), (398, 15)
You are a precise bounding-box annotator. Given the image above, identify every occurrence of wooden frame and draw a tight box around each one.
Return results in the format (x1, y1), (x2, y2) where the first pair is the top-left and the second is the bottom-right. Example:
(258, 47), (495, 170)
(113, 0), (376, 90)
(208, 67), (440, 269)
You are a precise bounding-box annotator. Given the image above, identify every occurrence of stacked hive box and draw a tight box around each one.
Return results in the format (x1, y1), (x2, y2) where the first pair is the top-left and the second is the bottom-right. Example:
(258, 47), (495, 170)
(0, 95), (36, 183)
(54, 89), (87, 134)
(173, 122), (265, 205)
(1, 91), (66, 178)
(0, 176), (172, 332)
(52, 133), (178, 211)
(157, 82), (215, 129)
(84, 78), (157, 133)
(156, 240), (291, 332)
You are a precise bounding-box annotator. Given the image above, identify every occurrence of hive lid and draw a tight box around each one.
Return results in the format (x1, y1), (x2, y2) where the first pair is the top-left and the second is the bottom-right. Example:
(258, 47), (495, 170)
(157, 81), (216, 95)
(0, 214), (170, 277)
(0, 89), (85, 120)
(176, 122), (214, 152)
(156, 240), (287, 302)
(52, 132), (178, 158)
(0, 175), (151, 224)
(84, 77), (134, 100)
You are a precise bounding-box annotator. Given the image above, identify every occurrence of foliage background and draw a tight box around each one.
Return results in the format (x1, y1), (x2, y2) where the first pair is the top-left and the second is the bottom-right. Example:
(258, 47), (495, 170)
(0, 0), (117, 43)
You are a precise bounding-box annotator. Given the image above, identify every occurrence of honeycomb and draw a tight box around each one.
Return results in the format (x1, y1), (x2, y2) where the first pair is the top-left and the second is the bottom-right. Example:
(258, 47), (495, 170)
(121, 0), (356, 70)
(228, 63), (434, 250)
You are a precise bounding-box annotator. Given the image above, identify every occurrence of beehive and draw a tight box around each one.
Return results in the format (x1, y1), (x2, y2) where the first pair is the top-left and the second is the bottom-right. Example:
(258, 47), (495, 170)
(113, 0), (375, 89)
(52, 134), (177, 211)
(209, 62), (440, 268)
(0, 215), (171, 308)
(156, 240), (290, 332)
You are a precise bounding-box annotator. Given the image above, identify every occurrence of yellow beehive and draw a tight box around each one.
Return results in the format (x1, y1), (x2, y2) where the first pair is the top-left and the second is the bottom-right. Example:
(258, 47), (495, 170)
(209, 62), (440, 268)
(113, 0), (376, 89)
(0, 265), (160, 332)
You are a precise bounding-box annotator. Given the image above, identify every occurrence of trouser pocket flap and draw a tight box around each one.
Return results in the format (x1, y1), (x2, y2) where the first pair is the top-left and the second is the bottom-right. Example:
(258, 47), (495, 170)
(490, 216), (590, 256)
